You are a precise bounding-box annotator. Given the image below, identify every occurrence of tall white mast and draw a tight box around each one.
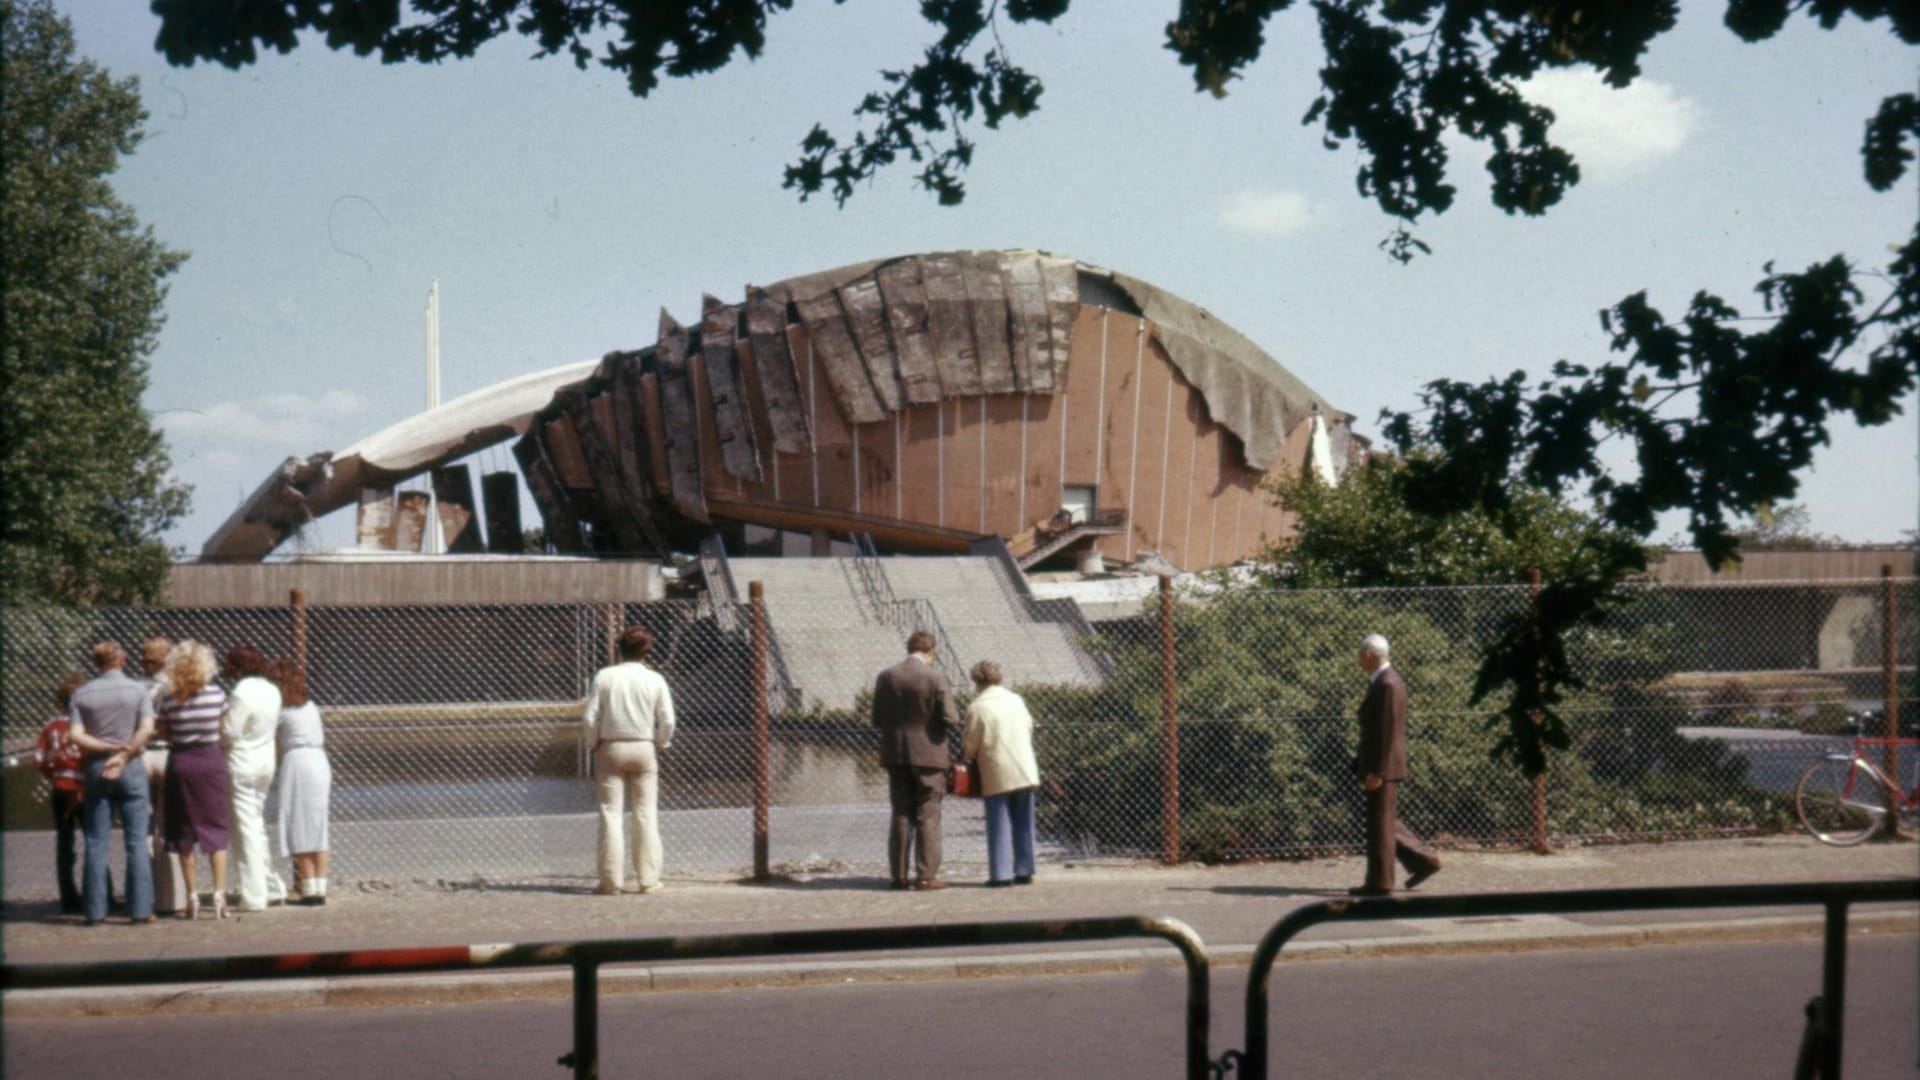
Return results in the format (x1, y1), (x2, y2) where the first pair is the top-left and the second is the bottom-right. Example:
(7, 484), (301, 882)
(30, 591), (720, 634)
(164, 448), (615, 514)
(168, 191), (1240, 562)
(424, 280), (444, 554)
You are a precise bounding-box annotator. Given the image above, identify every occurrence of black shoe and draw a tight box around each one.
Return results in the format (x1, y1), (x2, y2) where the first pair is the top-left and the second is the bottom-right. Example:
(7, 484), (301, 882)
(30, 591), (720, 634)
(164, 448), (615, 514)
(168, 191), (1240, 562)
(1347, 885), (1392, 898)
(985, 879), (1013, 888)
(889, 880), (912, 891)
(301, 895), (327, 907)
(1404, 863), (1441, 890)
(1012, 874), (1033, 886)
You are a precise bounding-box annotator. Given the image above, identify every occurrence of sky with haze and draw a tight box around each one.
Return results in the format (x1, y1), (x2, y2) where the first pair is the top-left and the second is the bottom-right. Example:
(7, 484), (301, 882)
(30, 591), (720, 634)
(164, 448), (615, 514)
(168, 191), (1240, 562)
(49, 1), (1920, 556)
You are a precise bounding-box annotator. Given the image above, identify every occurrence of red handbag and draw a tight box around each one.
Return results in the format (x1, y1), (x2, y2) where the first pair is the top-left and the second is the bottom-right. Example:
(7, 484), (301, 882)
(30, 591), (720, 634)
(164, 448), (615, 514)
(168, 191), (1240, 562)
(949, 760), (981, 798)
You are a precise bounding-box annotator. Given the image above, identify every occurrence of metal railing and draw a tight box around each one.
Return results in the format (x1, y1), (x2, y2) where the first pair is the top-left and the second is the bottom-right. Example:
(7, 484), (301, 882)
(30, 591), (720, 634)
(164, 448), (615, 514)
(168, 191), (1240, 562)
(695, 534), (739, 633)
(1, 914), (1216, 1080)
(1212, 878), (1920, 1080)
(698, 535), (798, 711)
(842, 546), (967, 685)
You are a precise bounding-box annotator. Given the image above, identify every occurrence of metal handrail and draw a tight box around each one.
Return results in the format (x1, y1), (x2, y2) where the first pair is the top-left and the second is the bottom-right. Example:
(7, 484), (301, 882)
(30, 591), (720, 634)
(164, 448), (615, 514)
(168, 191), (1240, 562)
(842, 546), (967, 685)
(3, 915), (1216, 1080)
(696, 533), (739, 633)
(695, 533), (798, 712)
(1215, 879), (1920, 1080)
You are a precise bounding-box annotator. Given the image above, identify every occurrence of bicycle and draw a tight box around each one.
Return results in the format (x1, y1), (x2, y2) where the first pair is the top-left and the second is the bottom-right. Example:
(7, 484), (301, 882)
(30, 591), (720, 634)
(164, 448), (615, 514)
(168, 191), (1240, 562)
(1794, 735), (1920, 846)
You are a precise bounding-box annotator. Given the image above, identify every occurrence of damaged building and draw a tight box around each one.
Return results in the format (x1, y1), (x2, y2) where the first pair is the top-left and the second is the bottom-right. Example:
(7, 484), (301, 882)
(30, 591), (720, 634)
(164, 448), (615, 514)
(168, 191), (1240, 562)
(205, 249), (1360, 574)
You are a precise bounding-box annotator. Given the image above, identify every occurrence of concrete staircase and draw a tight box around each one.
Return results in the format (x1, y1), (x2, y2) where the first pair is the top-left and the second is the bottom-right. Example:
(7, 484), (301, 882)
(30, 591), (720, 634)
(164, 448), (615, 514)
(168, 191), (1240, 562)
(874, 557), (1103, 690)
(727, 556), (1102, 710)
(729, 557), (904, 712)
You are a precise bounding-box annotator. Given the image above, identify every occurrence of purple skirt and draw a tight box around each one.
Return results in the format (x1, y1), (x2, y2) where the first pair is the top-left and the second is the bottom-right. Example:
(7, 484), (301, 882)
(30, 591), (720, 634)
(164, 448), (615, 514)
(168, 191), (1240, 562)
(164, 744), (231, 854)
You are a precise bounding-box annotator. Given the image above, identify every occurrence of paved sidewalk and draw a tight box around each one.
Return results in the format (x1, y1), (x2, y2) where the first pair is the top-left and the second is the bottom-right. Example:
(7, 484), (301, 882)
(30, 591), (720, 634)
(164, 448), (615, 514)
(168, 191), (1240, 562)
(4, 836), (1915, 1016)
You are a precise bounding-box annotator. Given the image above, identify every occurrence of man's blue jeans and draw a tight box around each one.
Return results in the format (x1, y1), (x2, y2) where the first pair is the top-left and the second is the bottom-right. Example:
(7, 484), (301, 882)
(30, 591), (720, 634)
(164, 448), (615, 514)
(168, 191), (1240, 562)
(82, 757), (153, 922)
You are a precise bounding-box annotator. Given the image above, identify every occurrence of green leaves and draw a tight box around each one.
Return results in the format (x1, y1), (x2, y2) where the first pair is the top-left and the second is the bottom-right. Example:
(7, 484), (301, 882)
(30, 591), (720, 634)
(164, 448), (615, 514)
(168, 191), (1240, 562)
(1863, 93), (1919, 193)
(782, 1), (1049, 206)
(3, 0), (189, 605)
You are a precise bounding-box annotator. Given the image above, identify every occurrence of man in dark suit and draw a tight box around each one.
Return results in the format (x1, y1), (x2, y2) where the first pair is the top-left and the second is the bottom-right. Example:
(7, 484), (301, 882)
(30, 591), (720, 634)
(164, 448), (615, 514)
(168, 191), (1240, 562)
(1352, 633), (1441, 896)
(873, 630), (959, 890)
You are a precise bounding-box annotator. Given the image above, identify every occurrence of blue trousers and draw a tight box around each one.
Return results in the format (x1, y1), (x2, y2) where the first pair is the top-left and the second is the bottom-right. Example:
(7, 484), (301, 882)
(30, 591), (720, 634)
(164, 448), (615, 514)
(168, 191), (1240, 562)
(82, 758), (153, 922)
(984, 787), (1037, 883)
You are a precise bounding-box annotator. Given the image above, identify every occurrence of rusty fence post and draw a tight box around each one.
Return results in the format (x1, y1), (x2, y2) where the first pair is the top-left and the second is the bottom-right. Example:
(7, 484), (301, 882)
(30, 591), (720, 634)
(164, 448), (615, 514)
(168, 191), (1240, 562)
(603, 603), (619, 666)
(1160, 574), (1180, 865)
(289, 588), (308, 674)
(750, 581), (771, 881)
(1528, 569), (1550, 854)
(1881, 565), (1902, 836)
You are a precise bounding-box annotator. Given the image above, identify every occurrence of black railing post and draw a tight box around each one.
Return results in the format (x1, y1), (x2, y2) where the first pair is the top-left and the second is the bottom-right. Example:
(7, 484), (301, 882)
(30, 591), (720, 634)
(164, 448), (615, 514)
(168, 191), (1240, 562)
(1820, 901), (1848, 1079)
(569, 957), (601, 1079)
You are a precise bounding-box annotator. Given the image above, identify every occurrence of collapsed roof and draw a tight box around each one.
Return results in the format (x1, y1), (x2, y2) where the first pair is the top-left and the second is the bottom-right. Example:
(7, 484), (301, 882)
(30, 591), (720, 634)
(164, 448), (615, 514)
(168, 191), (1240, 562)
(203, 250), (1352, 562)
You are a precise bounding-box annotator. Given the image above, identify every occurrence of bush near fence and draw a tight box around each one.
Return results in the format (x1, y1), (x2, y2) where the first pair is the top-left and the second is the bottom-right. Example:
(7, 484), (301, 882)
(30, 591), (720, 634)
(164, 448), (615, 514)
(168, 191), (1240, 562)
(1021, 586), (1804, 862)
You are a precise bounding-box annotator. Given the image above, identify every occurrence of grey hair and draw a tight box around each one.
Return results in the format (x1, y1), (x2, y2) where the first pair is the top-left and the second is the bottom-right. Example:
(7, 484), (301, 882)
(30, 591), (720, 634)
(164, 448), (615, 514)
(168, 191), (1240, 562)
(1361, 634), (1391, 659)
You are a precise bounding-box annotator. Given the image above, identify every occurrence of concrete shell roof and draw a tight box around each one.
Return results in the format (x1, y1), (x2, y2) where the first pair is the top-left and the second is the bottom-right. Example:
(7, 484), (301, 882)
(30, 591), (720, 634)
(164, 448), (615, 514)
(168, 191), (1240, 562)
(203, 250), (1348, 560)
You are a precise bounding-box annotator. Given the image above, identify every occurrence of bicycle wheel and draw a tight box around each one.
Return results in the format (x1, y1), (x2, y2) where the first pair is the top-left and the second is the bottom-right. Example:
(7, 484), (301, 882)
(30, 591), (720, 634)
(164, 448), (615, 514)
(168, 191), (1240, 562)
(1796, 758), (1889, 846)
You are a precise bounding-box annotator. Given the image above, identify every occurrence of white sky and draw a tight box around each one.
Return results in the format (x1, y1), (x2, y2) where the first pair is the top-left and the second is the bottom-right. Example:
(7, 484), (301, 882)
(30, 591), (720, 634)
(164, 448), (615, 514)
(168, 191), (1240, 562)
(51, 2), (1920, 553)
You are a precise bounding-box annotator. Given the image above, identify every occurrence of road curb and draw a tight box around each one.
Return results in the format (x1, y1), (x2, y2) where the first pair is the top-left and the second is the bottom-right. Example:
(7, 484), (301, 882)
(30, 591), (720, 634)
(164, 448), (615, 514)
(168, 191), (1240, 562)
(7, 910), (1913, 1019)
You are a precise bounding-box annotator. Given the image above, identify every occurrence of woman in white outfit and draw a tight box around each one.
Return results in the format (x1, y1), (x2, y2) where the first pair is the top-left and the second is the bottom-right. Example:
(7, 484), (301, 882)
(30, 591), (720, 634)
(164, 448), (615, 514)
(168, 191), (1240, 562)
(271, 661), (332, 906)
(222, 645), (283, 912)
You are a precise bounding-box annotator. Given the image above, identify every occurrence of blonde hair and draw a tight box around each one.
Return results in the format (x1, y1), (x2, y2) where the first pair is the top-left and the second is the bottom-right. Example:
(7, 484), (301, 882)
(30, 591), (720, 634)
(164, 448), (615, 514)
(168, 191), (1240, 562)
(162, 640), (217, 701)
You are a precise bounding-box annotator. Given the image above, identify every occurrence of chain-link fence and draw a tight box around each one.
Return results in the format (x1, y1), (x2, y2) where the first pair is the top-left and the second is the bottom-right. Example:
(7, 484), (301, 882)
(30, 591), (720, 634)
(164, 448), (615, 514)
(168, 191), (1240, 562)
(1038, 577), (1918, 863)
(3, 576), (1914, 899)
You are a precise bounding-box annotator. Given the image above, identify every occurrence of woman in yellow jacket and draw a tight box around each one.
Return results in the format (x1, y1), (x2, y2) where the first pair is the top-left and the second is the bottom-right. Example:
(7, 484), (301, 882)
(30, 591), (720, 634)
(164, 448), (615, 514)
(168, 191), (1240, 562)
(961, 661), (1041, 887)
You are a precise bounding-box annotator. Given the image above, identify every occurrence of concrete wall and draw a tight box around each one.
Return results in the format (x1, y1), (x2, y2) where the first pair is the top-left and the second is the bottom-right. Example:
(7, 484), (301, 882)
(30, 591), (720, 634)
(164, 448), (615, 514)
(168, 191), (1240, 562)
(166, 557), (665, 607)
(1648, 549), (1913, 585)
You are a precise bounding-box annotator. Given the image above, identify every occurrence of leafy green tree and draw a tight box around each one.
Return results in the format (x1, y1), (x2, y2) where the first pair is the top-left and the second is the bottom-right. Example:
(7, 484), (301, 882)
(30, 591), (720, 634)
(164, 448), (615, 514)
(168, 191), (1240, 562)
(147, 1), (1918, 769)
(1723, 503), (1851, 552)
(1263, 456), (1647, 589)
(2, 0), (189, 605)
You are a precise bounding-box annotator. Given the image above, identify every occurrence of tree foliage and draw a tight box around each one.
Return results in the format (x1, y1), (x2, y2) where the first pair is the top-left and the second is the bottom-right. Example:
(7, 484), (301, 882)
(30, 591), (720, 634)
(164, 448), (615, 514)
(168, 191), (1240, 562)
(1723, 503), (1851, 552)
(1262, 455), (1646, 589)
(3, 0), (190, 606)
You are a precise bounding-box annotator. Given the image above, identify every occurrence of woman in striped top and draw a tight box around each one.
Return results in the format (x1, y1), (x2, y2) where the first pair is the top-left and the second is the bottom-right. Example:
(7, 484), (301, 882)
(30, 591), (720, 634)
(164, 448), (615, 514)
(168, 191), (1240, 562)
(156, 641), (232, 919)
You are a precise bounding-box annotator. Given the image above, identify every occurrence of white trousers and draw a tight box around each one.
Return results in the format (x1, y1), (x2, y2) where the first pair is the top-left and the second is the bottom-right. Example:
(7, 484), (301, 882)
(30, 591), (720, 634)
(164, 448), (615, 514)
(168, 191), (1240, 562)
(227, 762), (285, 909)
(595, 740), (661, 890)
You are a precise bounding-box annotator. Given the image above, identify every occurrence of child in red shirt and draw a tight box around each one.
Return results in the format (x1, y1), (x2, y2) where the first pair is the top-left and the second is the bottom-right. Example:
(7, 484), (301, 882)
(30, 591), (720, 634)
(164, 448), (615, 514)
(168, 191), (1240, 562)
(36, 673), (89, 914)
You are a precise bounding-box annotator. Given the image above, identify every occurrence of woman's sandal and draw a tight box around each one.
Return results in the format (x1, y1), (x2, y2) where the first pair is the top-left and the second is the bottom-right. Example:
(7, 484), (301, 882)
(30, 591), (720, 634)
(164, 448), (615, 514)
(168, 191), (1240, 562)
(180, 894), (199, 920)
(213, 894), (229, 920)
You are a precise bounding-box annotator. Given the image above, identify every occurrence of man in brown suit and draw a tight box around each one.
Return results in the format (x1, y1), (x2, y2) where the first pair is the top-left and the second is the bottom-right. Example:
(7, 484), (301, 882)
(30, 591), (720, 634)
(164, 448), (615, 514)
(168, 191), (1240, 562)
(873, 630), (959, 890)
(1352, 633), (1441, 896)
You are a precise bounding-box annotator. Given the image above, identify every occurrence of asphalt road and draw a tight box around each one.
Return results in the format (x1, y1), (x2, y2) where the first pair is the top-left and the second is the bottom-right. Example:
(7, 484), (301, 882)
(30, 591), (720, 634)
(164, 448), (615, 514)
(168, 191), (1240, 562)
(6, 937), (1915, 1078)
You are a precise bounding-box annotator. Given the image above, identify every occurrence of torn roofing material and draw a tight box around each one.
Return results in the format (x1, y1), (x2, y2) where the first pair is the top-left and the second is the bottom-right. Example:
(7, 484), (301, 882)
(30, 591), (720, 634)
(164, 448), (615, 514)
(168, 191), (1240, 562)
(200, 360), (598, 560)
(1094, 265), (1350, 471)
(747, 250), (1344, 471)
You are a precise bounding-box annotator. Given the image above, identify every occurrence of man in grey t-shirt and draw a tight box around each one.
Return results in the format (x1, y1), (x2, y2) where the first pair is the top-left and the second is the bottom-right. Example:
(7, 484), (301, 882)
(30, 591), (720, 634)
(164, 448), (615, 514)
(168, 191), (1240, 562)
(68, 641), (156, 924)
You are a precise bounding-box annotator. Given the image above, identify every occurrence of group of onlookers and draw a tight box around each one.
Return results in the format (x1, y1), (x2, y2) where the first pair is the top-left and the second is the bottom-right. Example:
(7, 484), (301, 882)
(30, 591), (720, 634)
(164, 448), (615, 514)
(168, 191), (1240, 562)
(47, 625), (1437, 914)
(36, 637), (333, 925)
(585, 627), (1044, 895)
(589, 627), (1439, 898)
